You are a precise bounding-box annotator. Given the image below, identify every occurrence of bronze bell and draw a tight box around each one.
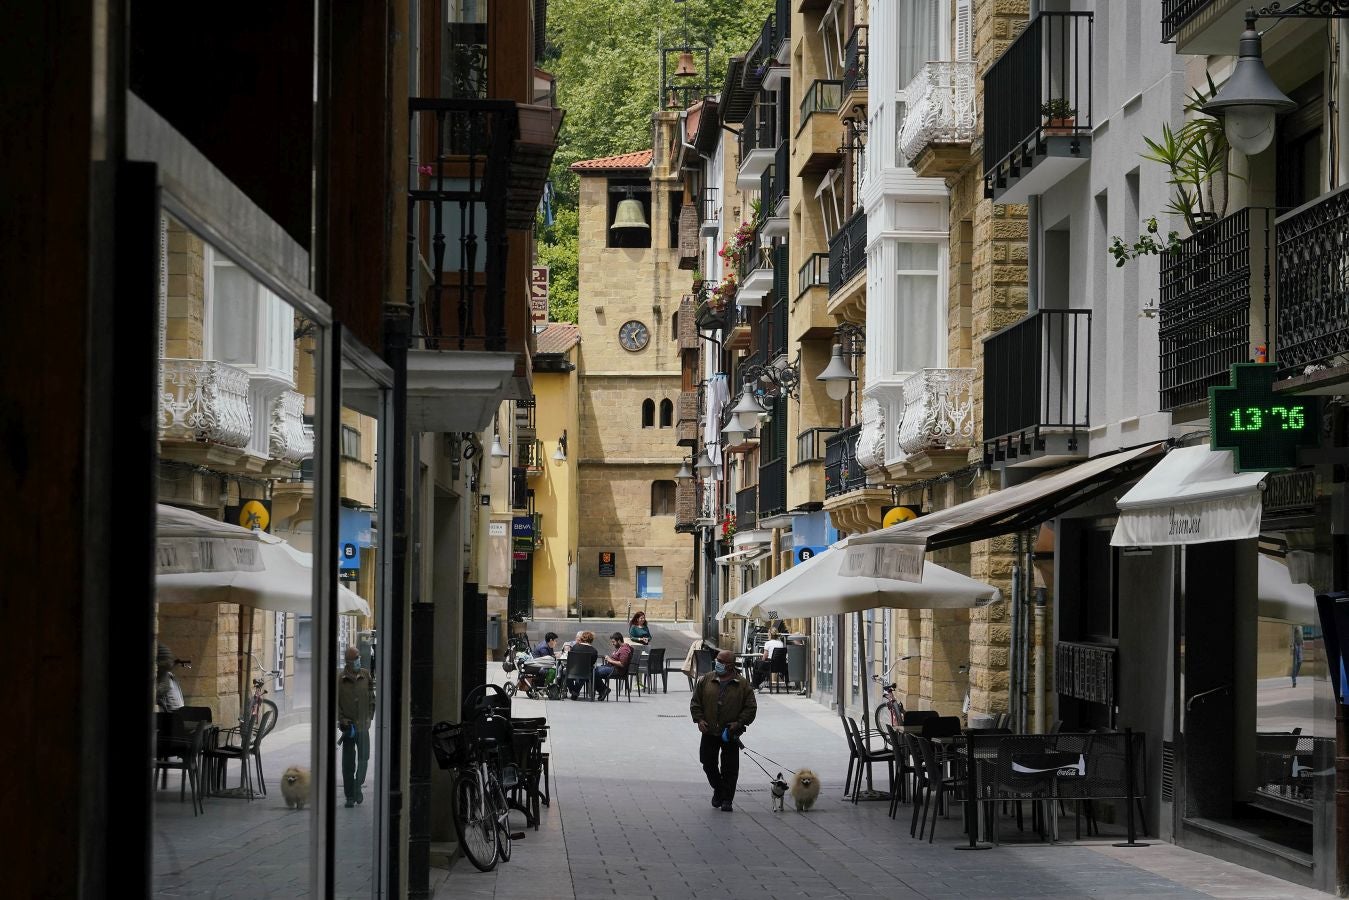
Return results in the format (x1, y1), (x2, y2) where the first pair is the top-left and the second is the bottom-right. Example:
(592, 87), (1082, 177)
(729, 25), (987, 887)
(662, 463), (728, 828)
(611, 196), (650, 231)
(674, 50), (699, 79)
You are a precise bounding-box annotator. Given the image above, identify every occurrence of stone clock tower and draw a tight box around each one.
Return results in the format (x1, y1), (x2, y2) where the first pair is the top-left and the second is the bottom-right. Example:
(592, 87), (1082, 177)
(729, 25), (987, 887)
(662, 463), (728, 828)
(569, 112), (692, 622)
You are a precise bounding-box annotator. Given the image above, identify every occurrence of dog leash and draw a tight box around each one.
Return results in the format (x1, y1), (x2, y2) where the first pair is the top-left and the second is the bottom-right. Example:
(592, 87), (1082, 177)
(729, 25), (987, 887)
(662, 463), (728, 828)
(738, 740), (797, 779)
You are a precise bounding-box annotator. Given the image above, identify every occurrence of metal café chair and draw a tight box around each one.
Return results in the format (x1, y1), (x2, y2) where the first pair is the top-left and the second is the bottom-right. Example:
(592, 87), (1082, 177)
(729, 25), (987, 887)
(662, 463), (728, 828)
(642, 647), (667, 694)
(766, 647), (789, 693)
(563, 651), (597, 700)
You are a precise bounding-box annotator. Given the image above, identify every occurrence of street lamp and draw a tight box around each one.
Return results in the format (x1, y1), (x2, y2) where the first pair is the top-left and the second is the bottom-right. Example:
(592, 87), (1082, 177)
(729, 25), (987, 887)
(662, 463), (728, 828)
(694, 449), (715, 476)
(817, 343), (858, 401)
(721, 415), (746, 446)
(489, 427), (509, 469)
(551, 430), (568, 462)
(675, 457), (694, 480)
(1202, 10), (1295, 156)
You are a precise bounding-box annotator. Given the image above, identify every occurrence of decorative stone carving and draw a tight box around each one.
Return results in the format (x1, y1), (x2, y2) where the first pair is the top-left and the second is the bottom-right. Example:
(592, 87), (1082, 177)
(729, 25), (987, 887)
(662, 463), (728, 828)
(160, 359), (253, 448)
(269, 389), (314, 463)
(897, 368), (975, 455)
(855, 396), (887, 470)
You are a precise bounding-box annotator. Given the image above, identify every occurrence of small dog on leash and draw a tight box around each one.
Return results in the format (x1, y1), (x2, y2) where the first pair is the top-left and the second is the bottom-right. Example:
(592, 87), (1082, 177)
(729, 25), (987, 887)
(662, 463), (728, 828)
(790, 769), (821, 811)
(769, 772), (789, 812)
(280, 766), (311, 810)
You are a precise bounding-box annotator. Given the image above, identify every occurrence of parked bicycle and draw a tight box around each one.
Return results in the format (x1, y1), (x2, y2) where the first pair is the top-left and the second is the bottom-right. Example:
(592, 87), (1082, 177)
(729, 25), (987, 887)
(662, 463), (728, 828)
(872, 665), (906, 733)
(432, 685), (524, 871)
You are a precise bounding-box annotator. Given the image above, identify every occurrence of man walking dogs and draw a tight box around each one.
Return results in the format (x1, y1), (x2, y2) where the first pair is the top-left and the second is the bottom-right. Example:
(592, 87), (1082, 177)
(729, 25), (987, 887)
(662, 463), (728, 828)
(691, 649), (757, 812)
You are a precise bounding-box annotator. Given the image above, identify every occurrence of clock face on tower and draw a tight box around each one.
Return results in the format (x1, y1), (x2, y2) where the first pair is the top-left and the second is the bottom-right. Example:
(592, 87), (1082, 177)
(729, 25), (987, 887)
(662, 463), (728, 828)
(618, 320), (650, 352)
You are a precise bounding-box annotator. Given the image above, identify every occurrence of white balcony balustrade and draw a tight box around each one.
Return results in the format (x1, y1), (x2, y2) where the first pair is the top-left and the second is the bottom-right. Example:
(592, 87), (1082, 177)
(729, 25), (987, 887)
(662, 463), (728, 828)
(897, 61), (976, 166)
(269, 390), (314, 463)
(160, 359), (253, 449)
(897, 368), (975, 455)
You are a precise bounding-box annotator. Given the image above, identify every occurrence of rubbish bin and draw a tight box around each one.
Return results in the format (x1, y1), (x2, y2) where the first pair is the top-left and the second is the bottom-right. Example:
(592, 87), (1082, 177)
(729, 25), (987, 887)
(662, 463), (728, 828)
(486, 614), (501, 650)
(786, 640), (808, 689)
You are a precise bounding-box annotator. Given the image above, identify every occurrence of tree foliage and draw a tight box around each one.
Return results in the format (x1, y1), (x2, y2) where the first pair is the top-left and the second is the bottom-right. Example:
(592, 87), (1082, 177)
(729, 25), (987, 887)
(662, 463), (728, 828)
(538, 0), (770, 322)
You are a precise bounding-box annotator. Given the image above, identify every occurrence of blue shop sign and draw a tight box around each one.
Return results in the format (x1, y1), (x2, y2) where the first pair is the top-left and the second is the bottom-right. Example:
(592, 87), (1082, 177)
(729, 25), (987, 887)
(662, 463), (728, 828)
(339, 507), (374, 570)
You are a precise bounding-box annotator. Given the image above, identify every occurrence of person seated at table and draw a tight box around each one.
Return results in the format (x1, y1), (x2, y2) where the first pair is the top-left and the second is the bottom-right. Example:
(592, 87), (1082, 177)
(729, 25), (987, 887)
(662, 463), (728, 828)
(533, 632), (558, 659)
(518, 632), (559, 692)
(156, 643), (185, 712)
(751, 629), (785, 692)
(595, 632), (634, 700)
(566, 631), (598, 700)
(628, 611), (652, 645)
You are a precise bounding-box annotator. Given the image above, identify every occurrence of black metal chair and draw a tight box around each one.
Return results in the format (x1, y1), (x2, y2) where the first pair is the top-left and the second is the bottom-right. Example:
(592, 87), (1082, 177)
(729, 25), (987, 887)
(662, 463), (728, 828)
(766, 647), (789, 693)
(843, 716), (894, 803)
(154, 707), (213, 815)
(642, 647), (667, 694)
(563, 650), (597, 700)
(902, 709), (940, 728)
(686, 647), (715, 689)
(599, 651), (635, 702)
(918, 735), (969, 842)
(920, 716), (963, 738)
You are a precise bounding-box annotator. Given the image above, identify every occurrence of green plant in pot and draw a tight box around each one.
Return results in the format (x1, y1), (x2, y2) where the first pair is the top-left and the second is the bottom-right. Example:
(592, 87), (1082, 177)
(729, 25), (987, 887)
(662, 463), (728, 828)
(1041, 98), (1077, 134)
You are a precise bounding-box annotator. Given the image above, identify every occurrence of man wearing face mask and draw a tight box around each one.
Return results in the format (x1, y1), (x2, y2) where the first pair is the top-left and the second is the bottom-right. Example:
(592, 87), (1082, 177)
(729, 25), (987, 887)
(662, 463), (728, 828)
(338, 644), (375, 808)
(690, 649), (757, 812)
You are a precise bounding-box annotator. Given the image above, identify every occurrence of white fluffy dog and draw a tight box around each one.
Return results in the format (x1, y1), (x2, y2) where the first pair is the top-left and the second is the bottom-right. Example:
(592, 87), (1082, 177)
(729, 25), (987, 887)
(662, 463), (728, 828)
(280, 765), (311, 810)
(790, 769), (821, 811)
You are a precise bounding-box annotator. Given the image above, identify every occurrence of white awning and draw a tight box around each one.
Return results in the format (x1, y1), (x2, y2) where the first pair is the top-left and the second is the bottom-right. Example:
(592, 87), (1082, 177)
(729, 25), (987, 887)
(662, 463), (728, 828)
(842, 443), (1165, 582)
(716, 542), (1000, 620)
(1110, 446), (1266, 547)
(715, 547), (770, 566)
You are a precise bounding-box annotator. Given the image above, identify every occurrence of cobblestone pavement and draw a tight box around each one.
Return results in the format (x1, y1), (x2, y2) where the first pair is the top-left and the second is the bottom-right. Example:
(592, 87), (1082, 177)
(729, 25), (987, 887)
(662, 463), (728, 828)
(435, 683), (1327, 900)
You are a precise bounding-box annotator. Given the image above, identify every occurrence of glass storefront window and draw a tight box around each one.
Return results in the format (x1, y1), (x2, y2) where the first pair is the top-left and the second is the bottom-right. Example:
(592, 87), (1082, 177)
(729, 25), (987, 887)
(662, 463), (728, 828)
(154, 213), (321, 893)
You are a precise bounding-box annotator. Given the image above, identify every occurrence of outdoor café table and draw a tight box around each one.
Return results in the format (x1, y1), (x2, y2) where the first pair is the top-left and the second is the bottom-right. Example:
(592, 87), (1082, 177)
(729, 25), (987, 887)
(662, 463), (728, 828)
(737, 652), (759, 679)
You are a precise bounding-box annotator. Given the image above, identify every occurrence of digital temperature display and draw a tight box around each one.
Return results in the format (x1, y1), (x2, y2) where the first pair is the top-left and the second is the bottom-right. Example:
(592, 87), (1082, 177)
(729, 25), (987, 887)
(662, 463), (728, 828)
(1209, 363), (1317, 472)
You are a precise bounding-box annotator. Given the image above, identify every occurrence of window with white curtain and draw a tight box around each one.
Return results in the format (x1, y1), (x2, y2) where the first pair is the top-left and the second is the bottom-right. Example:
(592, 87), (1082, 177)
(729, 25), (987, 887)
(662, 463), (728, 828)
(895, 0), (949, 168)
(893, 242), (945, 375)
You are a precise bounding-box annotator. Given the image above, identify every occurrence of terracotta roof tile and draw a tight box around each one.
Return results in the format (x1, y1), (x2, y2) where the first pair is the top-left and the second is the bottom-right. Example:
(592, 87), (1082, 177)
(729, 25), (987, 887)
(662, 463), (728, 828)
(534, 323), (581, 354)
(569, 149), (653, 173)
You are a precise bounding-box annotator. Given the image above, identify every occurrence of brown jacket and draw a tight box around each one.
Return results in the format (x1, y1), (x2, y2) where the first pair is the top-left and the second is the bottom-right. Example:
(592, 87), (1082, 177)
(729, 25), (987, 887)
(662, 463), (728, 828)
(690, 671), (757, 732)
(338, 664), (375, 728)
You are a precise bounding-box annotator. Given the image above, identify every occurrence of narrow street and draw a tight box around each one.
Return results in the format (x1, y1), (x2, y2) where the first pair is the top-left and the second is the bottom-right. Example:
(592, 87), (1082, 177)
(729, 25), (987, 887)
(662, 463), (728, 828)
(434, 684), (1322, 900)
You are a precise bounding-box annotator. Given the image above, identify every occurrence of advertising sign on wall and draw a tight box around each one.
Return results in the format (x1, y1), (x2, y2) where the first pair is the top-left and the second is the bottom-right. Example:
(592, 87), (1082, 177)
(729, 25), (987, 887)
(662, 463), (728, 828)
(530, 266), (550, 324)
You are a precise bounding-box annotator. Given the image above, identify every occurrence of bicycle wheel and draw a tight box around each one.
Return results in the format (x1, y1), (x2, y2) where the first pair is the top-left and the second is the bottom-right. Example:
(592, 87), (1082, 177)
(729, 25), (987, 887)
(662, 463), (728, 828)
(452, 774), (498, 872)
(874, 704), (899, 734)
(493, 781), (513, 863)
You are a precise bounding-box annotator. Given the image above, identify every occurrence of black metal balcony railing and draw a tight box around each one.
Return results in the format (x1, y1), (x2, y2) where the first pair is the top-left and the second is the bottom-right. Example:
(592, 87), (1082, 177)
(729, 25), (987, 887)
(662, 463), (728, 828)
(1277, 184), (1349, 379)
(1160, 0), (1215, 43)
(824, 424), (867, 498)
(515, 396), (536, 430)
(736, 485), (758, 532)
(774, 0), (791, 55)
(982, 309), (1092, 453)
(701, 187), (719, 225)
(843, 25), (868, 97)
(409, 98), (517, 351)
(761, 141), (790, 215)
(738, 101), (776, 168)
(828, 209), (867, 295)
(796, 427), (841, 466)
(1054, 641), (1115, 707)
(797, 252), (829, 299)
(800, 79), (843, 124)
(767, 296), (788, 360)
(759, 457), (787, 518)
(737, 226), (768, 284)
(983, 12), (1093, 197)
(1159, 208), (1271, 410)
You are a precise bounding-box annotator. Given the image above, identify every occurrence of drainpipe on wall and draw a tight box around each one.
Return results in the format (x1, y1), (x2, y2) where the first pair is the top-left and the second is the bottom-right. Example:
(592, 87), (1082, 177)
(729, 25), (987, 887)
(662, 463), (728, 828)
(1033, 585), (1047, 734)
(1009, 531), (1023, 729)
(1028, 195), (1040, 315)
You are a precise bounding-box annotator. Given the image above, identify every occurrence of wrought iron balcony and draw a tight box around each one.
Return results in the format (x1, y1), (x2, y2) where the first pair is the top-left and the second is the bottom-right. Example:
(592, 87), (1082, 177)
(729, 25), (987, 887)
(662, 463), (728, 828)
(409, 99), (517, 351)
(515, 396), (537, 431)
(160, 359), (253, 449)
(774, 0), (791, 57)
(982, 309), (1091, 464)
(742, 14), (776, 92)
(269, 390), (314, 464)
(761, 140), (790, 223)
(1158, 207), (1271, 410)
(843, 26), (868, 97)
(759, 457), (787, 518)
(1161, 0), (1217, 43)
(898, 61), (976, 168)
(828, 209), (867, 295)
(897, 369), (976, 456)
(796, 427), (840, 466)
(738, 101), (777, 184)
(736, 485), (758, 532)
(983, 12), (1093, 203)
(824, 424), (868, 499)
(1276, 184), (1349, 381)
(520, 438), (545, 474)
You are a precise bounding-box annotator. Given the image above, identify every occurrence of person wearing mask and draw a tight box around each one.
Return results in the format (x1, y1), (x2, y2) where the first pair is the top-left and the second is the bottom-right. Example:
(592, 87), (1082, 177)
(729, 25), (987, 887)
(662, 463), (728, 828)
(566, 631), (599, 700)
(751, 629), (786, 692)
(156, 643), (185, 712)
(690, 650), (757, 812)
(338, 644), (375, 808)
(628, 611), (652, 645)
(595, 632), (634, 701)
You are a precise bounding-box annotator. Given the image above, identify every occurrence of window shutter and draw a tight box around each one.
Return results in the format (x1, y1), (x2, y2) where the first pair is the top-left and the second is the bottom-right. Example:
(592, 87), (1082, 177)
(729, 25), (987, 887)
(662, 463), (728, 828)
(955, 0), (972, 61)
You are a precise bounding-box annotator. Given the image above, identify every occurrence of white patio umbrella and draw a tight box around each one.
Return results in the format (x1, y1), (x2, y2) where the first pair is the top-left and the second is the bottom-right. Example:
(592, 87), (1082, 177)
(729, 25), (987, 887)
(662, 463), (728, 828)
(156, 505), (371, 616)
(716, 543), (1000, 621)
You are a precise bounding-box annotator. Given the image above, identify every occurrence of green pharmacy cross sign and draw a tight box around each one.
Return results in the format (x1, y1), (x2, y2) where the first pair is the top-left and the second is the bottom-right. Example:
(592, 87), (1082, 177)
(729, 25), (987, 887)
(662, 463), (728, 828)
(1209, 363), (1317, 472)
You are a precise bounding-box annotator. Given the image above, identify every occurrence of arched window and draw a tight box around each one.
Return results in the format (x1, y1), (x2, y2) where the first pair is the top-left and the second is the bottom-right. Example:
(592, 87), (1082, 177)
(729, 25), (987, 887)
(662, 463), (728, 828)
(641, 398), (655, 428)
(651, 480), (676, 516)
(659, 398), (673, 427)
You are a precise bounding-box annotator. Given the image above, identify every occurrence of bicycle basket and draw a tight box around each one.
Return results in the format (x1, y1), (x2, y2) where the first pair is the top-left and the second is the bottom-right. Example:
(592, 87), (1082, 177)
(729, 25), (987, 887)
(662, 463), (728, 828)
(431, 721), (468, 770)
(502, 658), (517, 673)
